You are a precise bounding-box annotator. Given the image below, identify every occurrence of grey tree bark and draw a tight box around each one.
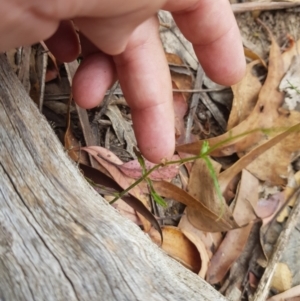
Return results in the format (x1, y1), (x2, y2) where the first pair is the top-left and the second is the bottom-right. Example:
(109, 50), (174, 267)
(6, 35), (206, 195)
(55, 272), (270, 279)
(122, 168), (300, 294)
(0, 53), (226, 301)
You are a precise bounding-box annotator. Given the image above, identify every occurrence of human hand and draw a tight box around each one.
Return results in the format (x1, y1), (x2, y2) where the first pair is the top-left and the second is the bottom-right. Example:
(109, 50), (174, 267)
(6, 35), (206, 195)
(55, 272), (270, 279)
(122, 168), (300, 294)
(1, 0), (245, 163)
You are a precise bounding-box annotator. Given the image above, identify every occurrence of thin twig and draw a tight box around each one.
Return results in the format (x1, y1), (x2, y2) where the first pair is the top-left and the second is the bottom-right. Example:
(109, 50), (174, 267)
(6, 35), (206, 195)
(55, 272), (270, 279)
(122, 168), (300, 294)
(232, 2), (300, 13)
(104, 87), (228, 96)
(173, 87), (228, 93)
(96, 80), (119, 120)
(184, 65), (204, 143)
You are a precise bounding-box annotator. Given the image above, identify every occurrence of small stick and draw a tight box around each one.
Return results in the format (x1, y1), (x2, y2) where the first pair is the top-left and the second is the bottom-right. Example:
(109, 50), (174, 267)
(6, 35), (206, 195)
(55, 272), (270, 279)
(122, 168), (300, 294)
(232, 2), (300, 14)
(184, 65), (204, 143)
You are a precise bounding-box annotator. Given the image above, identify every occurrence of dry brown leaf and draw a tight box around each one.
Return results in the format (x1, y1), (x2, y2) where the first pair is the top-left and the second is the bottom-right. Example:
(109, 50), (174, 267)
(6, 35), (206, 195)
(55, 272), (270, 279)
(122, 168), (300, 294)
(178, 214), (222, 278)
(206, 224), (252, 285)
(149, 226), (201, 273)
(227, 60), (262, 130)
(152, 180), (238, 232)
(165, 52), (184, 65)
(206, 170), (258, 284)
(179, 214), (222, 259)
(232, 169), (259, 225)
(244, 111), (300, 185)
(218, 123), (300, 193)
(187, 158), (236, 231)
(244, 47), (267, 68)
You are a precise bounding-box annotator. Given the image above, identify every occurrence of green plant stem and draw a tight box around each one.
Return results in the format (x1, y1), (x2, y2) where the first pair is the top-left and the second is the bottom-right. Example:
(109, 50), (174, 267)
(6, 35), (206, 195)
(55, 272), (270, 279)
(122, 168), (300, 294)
(110, 126), (297, 206)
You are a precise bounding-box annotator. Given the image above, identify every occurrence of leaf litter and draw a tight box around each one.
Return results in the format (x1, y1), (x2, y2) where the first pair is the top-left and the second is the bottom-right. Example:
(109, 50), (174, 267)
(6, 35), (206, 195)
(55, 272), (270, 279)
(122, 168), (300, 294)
(30, 8), (300, 301)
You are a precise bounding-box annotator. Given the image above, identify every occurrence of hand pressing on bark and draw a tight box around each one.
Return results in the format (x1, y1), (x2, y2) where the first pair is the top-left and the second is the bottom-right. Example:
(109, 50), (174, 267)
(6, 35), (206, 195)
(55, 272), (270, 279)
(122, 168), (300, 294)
(0, 0), (245, 163)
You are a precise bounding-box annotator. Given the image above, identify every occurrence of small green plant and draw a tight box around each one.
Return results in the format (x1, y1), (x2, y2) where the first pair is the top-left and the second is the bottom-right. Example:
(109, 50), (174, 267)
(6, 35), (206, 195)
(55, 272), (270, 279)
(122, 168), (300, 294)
(110, 125), (300, 219)
(110, 136), (225, 208)
(287, 80), (300, 94)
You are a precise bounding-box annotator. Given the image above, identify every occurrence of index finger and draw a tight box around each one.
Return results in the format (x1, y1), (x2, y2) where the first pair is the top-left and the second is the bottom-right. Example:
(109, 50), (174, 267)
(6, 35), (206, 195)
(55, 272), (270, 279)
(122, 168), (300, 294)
(164, 0), (245, 85)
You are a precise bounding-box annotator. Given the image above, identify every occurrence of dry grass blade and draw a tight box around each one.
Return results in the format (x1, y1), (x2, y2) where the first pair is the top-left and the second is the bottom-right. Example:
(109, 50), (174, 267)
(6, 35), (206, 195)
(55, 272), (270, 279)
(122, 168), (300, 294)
(218, 122), (300, 193)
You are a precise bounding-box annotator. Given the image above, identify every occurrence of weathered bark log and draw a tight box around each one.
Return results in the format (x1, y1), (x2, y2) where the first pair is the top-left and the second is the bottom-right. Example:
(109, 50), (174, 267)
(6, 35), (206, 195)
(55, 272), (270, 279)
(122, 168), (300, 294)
(0, 53), (225, 301)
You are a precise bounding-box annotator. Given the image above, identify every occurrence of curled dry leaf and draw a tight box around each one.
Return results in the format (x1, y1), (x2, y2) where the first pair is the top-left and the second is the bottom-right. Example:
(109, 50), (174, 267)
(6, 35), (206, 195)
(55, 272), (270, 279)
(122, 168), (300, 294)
(149, 226), (201, 273)
(40, 41), (60, 82)
(244, 47), (267, 68)
(179, 214), (222, 278)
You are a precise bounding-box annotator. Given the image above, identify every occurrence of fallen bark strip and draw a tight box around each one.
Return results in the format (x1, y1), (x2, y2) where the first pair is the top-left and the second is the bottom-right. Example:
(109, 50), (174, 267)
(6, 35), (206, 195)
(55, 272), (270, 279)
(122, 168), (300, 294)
(0, 53), (226, 301)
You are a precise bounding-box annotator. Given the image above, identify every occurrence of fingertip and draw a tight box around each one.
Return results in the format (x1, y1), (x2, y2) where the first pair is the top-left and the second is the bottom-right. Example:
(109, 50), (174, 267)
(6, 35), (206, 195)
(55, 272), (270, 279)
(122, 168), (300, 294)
(202, 52), (246, 87)
(72, 52), (116, 109)
(137, 129), (176, 164)
(131, 104), (175, 164)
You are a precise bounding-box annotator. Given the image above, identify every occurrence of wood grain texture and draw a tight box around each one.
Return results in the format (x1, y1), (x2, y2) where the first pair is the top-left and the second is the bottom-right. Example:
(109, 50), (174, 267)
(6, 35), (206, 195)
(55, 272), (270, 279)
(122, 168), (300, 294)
(0, 53), (226, 301)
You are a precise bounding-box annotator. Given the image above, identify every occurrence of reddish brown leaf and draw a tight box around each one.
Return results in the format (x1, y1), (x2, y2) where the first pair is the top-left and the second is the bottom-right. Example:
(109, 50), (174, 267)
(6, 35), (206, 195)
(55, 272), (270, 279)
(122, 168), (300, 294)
(120, 155), (180, 181)
(82, 146), (152, 232)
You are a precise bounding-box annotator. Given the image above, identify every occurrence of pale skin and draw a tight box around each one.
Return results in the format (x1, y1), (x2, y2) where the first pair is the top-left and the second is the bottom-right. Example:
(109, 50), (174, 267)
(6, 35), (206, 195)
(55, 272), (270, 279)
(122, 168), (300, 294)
(1, 0), (246, 163)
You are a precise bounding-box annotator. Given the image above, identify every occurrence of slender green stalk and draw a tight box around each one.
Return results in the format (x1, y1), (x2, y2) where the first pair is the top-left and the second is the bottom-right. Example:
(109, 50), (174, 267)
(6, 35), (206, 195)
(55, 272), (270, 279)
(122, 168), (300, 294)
(110, 126), (297, 209)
